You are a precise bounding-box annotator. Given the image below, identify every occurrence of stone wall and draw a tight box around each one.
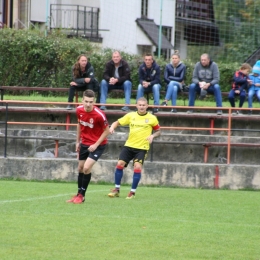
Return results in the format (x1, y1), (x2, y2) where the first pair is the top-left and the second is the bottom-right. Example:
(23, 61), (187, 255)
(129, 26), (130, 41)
(1, 157), (260, 190)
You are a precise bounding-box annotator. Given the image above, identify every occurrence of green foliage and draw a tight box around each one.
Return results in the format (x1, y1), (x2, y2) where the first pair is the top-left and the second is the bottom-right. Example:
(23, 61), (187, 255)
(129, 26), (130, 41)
(0, 28), (241, 91)
(0, 28), (93, 87)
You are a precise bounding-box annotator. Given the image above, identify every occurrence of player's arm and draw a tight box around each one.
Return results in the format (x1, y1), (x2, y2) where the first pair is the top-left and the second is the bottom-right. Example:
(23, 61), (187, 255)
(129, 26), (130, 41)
(76, 122), (81, 152)
(146, 128), (161, 144)
(88, 125), (110, 152)
(109, 120), (120, 134)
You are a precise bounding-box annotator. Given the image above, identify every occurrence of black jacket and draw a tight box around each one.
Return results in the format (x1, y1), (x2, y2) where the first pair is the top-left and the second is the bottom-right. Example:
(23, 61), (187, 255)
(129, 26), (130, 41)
(72, 62), (95, 85)
(103, 59), (131, 84)
(138, 61), (161, 86)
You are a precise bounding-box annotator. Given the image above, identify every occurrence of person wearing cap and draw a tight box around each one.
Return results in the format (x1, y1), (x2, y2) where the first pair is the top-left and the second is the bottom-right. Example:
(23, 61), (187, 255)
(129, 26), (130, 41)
(228, 63), (252, 115)
(248, 60), (260, 114)
(187, 53), (223, 115)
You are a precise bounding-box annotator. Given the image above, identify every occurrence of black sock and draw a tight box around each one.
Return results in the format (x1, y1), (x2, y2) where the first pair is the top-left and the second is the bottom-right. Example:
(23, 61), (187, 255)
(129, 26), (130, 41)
(80, 173), (91, 196)
(78, 173), (84, 194)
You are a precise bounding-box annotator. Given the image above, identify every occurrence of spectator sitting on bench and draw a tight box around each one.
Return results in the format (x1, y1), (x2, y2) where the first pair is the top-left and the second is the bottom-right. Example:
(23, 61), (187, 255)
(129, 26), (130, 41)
(228, 63), (252, 115)
(100, 51), (132, 111)
(248, 60), (260, 115)
(161, 50), (186, 113)
(67, 54), (100, 110)
(136, 53), (161, 114)
(187, 53), (223, 115)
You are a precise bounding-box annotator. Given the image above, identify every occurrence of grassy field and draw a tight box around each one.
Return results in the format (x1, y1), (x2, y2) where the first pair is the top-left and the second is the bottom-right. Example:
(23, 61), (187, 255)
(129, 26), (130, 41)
(0, 180), (259, 260)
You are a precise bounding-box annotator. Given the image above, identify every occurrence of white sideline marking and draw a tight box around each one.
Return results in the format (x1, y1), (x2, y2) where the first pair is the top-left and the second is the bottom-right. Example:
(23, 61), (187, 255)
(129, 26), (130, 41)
(0, 189), (112, 204)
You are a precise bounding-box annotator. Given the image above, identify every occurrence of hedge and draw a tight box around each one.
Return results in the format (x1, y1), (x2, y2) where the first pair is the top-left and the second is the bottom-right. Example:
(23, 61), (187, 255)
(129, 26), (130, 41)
(0, 28), (239, 92)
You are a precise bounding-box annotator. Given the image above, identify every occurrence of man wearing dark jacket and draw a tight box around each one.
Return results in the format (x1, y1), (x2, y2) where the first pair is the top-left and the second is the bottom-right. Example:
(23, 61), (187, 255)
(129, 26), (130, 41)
(100, 51), (132, 111)
(136, 53), (161, 113)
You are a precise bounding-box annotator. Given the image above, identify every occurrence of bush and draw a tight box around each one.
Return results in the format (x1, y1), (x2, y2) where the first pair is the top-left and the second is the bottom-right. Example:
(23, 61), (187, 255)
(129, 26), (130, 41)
(0, 28), (239, 93)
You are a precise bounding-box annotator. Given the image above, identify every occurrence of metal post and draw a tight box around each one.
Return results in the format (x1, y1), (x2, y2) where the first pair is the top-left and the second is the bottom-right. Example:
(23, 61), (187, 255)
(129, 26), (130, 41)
(90, 7), (94, 39)
(158, 0), (163, 58)
(45, 0), (49, 36)
(84, 6), (86, 36)
(77, 5), (79, 37)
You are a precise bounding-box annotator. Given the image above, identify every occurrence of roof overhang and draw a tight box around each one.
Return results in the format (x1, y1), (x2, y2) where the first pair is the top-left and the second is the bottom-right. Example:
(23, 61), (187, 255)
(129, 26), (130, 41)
(136, 18), (173, 50)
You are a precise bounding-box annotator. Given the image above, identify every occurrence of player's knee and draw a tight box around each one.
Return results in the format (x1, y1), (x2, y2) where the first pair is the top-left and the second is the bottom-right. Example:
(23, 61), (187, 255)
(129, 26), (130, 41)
(83, 167), (90, 174)
(134, 163), (142, 172)
(117, 160), (125, 168)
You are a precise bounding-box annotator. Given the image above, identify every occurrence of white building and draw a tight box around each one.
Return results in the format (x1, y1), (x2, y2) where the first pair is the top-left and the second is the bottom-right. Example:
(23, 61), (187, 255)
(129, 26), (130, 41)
(1, 0), (219, 60)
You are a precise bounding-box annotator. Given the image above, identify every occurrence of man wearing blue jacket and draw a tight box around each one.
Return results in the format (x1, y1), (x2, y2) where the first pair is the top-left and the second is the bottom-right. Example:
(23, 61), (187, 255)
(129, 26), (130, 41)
(136, 53), (161, 113)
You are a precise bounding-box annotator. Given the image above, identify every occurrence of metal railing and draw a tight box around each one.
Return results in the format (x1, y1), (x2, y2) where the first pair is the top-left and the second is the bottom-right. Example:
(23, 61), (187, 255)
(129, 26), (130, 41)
(1, 100), (260, 164)
(50, 4), (100, 40)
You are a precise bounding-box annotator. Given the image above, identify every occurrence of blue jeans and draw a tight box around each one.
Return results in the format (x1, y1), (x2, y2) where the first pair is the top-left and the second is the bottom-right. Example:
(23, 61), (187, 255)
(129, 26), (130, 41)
(188, 83), (222, 107)
(136, 84), (161, 105)
(228, 89), (246, 108)
(248, 89), (260, 108)
(100, 79), (132, 105)
(165, 81), (182, 106)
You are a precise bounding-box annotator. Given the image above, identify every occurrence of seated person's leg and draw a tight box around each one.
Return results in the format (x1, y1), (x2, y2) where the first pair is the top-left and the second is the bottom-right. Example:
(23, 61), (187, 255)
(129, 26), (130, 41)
(210, 84), (222, 107)
(248, 89), (254, 108)
(136, 84), (145, 102)
(239, 90), (246, 108)
(122, 80), (132, 105)
(171, 82), (181, 106)
(162, 82), (174, 105)
(68, 85), (76, 103)
(228, 89), (235, 107)
(152, 84), (161, 105)
(256, 90), (260, 103)
(67, 84), (87, 109)
(100, 80), (109, 109)
(188, 83), (199, 107)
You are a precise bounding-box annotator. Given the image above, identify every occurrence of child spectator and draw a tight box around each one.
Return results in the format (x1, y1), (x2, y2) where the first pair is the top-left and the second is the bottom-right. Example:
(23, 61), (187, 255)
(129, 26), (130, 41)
(228, 63), (252, 115)
(248, 60), (260, 115)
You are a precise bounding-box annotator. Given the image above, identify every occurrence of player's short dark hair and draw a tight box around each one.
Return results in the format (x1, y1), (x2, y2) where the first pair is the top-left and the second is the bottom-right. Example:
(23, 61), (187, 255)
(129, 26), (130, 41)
(83, 89), (95, 98)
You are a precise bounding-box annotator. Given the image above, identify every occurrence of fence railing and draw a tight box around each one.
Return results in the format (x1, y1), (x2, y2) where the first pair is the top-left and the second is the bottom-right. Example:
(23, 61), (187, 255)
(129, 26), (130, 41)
(2, 100), (260, 164)
(50, 4), (100, 40)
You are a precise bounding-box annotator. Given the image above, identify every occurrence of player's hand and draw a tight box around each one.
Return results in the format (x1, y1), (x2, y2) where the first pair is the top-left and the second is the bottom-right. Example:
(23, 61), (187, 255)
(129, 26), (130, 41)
(146, 135), (154, 144)
(84, 78), (91, 83)
(142, 81), (149, 88)
(109, 127), (115, 134)
(88, 144), (97, 152)
(76, 142), (80, 152)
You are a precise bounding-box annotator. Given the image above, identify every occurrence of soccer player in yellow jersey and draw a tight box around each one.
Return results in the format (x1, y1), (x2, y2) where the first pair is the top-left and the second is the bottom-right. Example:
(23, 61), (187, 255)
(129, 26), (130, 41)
(108, 97), (161, 199)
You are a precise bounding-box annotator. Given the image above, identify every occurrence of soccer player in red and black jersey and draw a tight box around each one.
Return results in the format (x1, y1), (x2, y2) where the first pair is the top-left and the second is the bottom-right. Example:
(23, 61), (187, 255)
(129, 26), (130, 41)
(67, 89), (110, 204)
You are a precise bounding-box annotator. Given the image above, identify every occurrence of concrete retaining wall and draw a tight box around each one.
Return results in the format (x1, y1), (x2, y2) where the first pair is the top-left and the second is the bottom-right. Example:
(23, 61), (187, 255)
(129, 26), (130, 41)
(1, 157), (260, 190)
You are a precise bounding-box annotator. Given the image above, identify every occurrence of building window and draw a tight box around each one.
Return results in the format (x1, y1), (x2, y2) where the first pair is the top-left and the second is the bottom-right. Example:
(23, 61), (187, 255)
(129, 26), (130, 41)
(174, 31), (181, 51)
(162, 26), (172, 42)
(141, 0), (148, 18)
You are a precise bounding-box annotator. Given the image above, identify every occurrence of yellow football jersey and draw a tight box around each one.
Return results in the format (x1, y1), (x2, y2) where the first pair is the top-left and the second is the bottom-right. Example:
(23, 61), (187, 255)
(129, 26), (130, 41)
(118, 111), (160, 150)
